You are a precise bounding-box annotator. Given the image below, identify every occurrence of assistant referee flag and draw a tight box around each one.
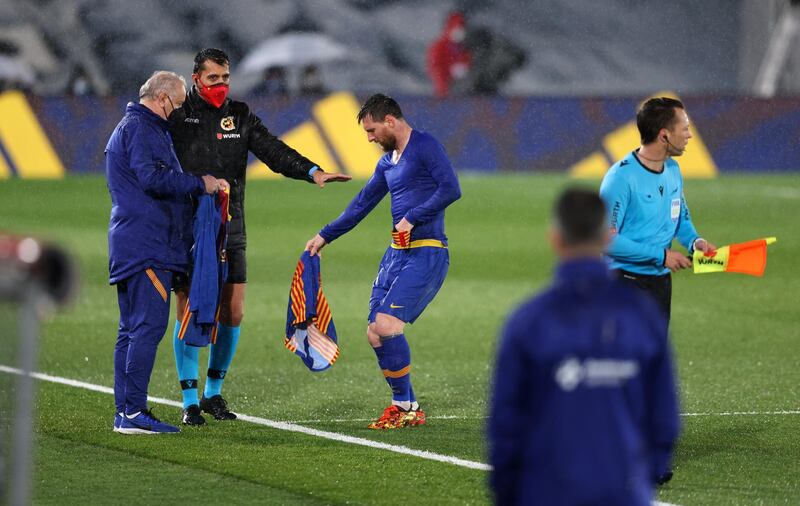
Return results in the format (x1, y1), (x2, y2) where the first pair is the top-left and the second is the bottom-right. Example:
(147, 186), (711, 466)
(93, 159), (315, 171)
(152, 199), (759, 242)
(693, 237), (777, 277)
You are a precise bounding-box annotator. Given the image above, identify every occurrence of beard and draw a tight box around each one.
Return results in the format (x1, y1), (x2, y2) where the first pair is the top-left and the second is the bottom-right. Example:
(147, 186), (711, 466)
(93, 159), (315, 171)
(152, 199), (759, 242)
(378, 136), (397, 153)
(667, 144), (686, 157)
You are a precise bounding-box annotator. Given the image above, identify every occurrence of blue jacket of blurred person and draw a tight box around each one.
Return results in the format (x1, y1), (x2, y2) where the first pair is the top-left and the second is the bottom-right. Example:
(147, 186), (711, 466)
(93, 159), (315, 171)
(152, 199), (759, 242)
(105, 95), (206, 284)
(488, 188), (680, 506)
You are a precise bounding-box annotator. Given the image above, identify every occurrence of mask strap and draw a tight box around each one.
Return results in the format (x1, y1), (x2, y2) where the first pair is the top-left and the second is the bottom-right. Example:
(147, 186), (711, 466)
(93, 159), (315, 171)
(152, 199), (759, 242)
(162, 94), (175, 119)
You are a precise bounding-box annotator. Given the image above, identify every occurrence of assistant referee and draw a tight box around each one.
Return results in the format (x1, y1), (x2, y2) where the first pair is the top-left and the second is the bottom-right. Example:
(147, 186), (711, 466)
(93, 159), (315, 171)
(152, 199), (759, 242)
(599, 97), (715, 325)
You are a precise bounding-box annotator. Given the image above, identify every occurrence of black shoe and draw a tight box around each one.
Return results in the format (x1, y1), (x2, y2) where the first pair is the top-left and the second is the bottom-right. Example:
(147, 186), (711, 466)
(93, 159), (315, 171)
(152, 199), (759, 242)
(656, 469), (674, 486)
(200, 395), (237, 420)
(182, 404), (206, 426)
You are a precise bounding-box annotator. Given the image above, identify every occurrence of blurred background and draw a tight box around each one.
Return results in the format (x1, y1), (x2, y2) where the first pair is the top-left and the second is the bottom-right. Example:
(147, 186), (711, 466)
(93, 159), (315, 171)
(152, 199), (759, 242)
(0, 0), (798, 179)
(1, 0), (800, 97)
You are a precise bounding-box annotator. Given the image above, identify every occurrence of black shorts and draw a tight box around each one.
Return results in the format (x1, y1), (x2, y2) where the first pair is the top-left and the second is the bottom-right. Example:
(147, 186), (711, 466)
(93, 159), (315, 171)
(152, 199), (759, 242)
(225, 247), (247, 284)
(172, 271), (190, 293)
(615, 270), (672, 323)
(172, 247), (247, 292)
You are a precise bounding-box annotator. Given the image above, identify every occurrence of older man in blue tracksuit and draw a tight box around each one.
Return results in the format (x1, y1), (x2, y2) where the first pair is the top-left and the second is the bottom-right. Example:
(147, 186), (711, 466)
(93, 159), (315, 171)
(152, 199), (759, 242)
(105, 70), (224, 434)
(488, 188), (680, 505)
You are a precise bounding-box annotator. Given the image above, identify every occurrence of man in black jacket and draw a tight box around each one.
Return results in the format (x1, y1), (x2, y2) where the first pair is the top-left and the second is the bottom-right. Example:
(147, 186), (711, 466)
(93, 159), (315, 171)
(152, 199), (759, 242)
(170, 48), (350, 425)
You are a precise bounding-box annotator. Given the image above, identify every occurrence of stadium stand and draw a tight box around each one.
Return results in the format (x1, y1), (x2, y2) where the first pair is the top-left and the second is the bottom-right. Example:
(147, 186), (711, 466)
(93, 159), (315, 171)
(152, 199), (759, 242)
(0, 0), (798, 96)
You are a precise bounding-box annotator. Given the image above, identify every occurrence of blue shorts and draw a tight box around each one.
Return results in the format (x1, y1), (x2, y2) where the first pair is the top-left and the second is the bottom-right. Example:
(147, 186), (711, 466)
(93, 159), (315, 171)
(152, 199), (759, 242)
(368, 246), (449, 324)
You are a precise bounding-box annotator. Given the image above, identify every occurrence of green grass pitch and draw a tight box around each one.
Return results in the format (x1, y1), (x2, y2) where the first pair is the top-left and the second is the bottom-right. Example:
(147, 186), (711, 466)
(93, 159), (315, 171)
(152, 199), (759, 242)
(0, 173), (798, 505)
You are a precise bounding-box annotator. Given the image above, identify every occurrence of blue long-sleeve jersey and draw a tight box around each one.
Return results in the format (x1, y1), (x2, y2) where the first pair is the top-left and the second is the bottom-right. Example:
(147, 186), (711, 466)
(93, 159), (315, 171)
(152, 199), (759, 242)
(488, 259), (680, 506)
(599, 151), (700, 275)
(319, 130), (461, 243)
(188, 194), (224, 325)
(105, 103), (205, 284)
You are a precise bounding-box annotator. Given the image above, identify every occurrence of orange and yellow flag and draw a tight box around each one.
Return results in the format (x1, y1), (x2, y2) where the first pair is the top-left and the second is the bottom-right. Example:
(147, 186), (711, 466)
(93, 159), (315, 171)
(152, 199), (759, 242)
(693, 237), (777, 277)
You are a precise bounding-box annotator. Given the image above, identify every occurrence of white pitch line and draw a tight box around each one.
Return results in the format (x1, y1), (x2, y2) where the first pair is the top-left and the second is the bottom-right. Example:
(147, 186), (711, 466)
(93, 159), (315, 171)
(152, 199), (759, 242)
(9, 363), (791, 506)
(0, 365), (184, 408)
(762, 186), (800, 200)
(288, 414), (472, 424)
(2, 365), (687, 505)
(0, 365), (489, 471)
(681, 410), (800, 417)
(289, 409), (800, 424)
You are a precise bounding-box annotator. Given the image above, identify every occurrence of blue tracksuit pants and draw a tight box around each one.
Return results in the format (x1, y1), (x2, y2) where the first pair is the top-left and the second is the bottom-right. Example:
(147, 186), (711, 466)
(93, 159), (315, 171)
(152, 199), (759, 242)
(114, 268), (172, 414)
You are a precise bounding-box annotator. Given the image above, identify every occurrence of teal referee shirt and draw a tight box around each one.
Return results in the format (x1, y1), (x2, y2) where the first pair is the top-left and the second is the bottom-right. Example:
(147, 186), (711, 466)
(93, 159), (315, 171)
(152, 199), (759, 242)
(599, 150), (700, 276)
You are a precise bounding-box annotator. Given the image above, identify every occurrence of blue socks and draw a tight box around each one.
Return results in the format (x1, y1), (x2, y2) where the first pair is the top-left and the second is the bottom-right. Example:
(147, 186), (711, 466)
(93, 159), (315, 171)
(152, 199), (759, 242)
(174, 322), (240, 404)
(173, 321), (200, 409)
(204, 324), (240, 398)
(374, 333), (413, 406)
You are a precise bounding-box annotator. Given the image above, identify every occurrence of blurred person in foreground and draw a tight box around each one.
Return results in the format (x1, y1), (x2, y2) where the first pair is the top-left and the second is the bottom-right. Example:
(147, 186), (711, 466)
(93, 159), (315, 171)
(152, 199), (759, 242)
(305, 94), (461, 429)
(105, 71), (226, 434)
(169, 48), (351, 425)
(427, 11), (471, 98)
(600, 97), (715, 325)
(488, 188), (679, 505)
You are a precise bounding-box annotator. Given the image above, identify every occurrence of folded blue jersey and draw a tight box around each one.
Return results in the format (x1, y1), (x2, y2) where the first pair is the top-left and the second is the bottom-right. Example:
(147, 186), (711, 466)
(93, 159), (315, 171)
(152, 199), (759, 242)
(284, 251), (339, 372)
(178, 190), (230, 347)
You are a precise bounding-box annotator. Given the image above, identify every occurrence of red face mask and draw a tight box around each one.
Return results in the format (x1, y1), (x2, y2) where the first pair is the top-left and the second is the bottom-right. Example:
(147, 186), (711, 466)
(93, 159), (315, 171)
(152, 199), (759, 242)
(196, 80), (229, 108)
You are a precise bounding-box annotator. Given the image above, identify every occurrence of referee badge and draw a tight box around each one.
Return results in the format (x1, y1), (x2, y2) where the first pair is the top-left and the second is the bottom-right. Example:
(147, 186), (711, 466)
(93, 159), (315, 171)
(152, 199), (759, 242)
(671, 198), (681, 222)
(220, 116), (235, 131)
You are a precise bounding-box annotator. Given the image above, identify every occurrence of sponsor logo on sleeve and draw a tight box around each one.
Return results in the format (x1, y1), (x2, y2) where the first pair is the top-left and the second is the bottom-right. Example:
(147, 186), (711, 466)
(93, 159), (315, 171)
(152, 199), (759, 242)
(610, 201), (621, 228)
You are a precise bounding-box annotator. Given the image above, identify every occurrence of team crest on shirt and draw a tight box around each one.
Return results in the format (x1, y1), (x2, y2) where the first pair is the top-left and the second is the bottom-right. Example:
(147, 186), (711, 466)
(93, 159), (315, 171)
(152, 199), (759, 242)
(220, 116), (235, 131)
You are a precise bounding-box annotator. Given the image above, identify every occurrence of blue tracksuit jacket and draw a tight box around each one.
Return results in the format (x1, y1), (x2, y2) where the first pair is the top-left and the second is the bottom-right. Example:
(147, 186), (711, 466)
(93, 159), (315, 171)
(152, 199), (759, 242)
(179, 192), (229, 347)
(105, 103), (205, 284)
(488, 258), (680, 506)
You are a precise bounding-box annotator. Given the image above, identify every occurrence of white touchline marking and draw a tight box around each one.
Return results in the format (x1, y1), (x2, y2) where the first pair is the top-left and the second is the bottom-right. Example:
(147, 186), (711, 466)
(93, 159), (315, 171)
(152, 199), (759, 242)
(762, 186), (800, 200)
(234, 412), (492, 471)
(288, 410), (800, 424)
(12, 364), (795, 505)
(288, 414), (470, 424)
(0, 365), (184, 409)
(1, 365), (688, 505)
(0, 365), (489, 471)
(682, 410), (800, 416)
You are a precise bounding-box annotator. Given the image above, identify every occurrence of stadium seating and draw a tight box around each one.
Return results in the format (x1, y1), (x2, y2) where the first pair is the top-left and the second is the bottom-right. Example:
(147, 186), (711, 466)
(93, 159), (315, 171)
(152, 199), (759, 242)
(0, 0), (798, 96)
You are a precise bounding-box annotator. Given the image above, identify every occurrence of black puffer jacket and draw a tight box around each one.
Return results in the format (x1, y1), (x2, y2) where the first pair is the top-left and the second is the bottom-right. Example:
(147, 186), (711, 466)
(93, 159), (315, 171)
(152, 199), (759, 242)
(169, 87), (317, 249)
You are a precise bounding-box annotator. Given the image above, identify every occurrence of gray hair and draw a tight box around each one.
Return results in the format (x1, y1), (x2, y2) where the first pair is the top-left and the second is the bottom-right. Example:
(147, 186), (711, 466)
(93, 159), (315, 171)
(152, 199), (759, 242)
(138, 70), (186, 99)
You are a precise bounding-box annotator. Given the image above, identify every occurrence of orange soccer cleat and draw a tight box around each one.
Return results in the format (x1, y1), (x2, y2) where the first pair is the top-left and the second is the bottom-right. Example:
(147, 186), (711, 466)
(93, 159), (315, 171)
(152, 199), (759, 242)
(398, 408), (426, 427)
(368, 405), (426, 429)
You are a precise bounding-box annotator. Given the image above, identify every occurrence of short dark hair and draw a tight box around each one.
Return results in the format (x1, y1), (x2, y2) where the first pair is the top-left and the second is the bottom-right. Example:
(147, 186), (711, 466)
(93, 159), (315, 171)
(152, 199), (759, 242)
(553, 188), (607, 246)
(357, 93), (403, 123)
(636, 97), (685, 144)
(193, 48), (230, 74)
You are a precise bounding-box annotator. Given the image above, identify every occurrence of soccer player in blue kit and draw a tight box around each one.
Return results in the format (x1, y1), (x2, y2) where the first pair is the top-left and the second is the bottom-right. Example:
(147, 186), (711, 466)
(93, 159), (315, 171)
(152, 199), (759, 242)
(305, 94), (461, 429)
(600, 97), (715, 324)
